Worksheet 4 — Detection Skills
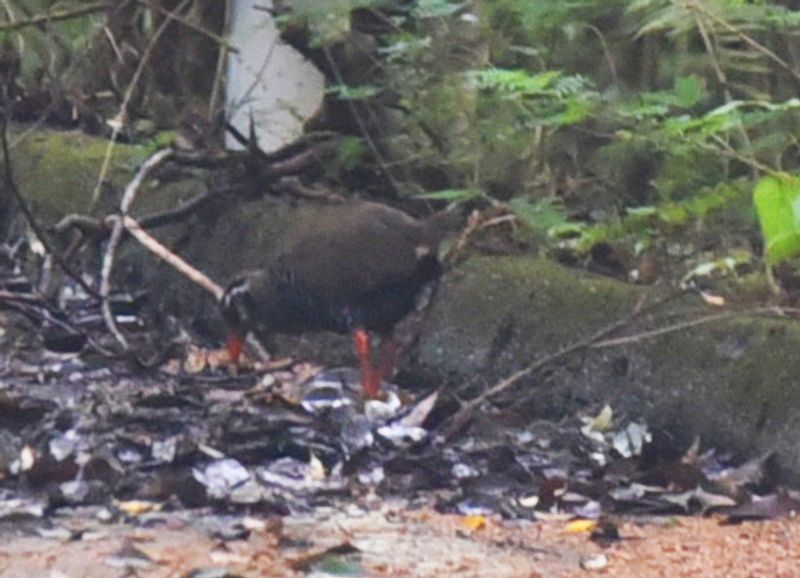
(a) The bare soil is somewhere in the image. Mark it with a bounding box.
[1,508,799,578]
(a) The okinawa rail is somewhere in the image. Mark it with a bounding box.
[219,201,450,398]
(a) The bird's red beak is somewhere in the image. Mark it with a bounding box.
[226,331,244,366]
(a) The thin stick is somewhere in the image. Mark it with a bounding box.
[120,215,223,300]
[591,306,785,348]
[100,148,174,349]
[137,0,237,54]
[90,0,192,208]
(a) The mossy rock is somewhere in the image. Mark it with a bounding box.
[417,255,800,479]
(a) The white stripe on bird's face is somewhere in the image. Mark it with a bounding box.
[221,277,256,330]
[221,278,251,307]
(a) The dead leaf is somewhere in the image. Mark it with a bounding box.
[700,291,726,307]
[724,489,800,521]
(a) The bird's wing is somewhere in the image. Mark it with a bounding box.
[283,211,425,305]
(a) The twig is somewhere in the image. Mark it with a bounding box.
[55,187,222,240]
[119,215,223,300]
[138,190,219,229]
[0,289,41,305]
[52,214,108,239]
[585,24,619,87]
[0,289,116,357]
[273,176,345,201]
[90,0,192,208]
[100,148,174,350]
[706,136,774,175]
[120,218,266,366]
[0,115,101,300]
[443,209,516,267]
[442,290,678,438]
[0,1,109,33]
[136,0,237,54]
[591,306,788,348]
[443,299,800,438]
[207,0,231,122]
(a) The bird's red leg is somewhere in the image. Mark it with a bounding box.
[226,331,244,368]
[353,328,380,398]
[376,335,399,384]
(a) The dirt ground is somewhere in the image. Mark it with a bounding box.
[1,507,799,578]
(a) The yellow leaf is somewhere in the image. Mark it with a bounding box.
[589,404,613,432]
[565,519,598,534]
[462,514,487,531]
[117,500,162,516]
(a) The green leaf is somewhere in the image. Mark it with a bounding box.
[508,198,568,233]
[674,75,704,108]
[753,175,800,265]
[327,84,380,101]
[415,189,482,201]
[414,0,468,18]
[468,69,563,96]
[626,206,658,217]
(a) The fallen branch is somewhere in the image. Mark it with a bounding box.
[119,215,222,300]
[100,148,174,350]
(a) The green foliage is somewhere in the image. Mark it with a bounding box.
[326,136,367,180]
[753,175,800,265]
[0,0,102,88]
[264,0,800,266]
[278,0,383,44]
[327,84,381,100]
[507,197,569,234]
[553,182,750,253]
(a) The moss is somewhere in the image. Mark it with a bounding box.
[10,129,145,220]
[422,255,643,378]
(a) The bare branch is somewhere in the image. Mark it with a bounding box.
[0,1,110,33]
[120,215,223,300]
[100,148,174,350]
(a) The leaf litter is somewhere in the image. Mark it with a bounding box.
[2,242,800,576]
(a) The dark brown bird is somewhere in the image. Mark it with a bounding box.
[219,201,451,398]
